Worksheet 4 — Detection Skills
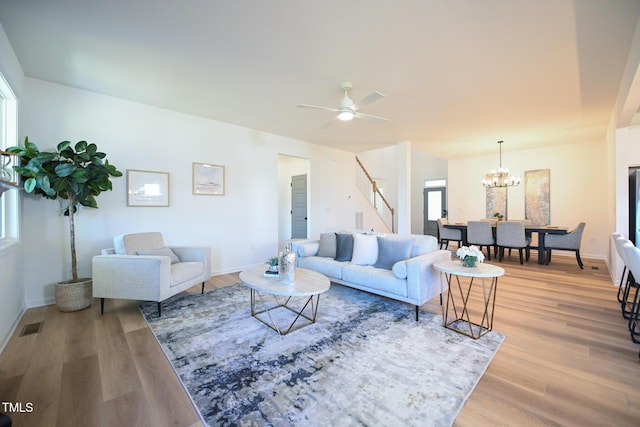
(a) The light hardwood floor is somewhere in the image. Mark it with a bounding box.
[1,255,639,426]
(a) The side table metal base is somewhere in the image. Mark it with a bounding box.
[443,274,498,339]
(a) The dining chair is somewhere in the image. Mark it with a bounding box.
[545,222,586,269]
[621,242,640,352]
[467,221,496,260]
[436,218,462,250]
[496,221,531,264]
[614,234,637,319]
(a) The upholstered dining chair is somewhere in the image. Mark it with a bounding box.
[92,232,211,317]
[467,221,496,260]
[614,233,636,319]
[496,221,531,264]
[621,242,640,350]
[437,218,462,250]
[545,222,586,269]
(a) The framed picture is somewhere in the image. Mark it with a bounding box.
[193,163,225,195]
[127,169,170,207]
[525,169,550,225]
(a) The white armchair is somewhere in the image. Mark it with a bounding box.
[92,232,211,316]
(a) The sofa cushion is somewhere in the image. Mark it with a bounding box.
[409,235,438,257]
[137,247,180,264]
[374,236,413,269]
[392,260,408,279]
[317,233,337,258]
[297,242,319,257]
[351,233,378,265]
[298,256,344,280]
[342,265,408,298]
[170,262,205,287]
[115,232,165,255]
[335,233,354,262]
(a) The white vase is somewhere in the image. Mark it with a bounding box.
[279,244,296,283]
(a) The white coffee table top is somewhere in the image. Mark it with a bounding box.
[434,260,505,278]
[239,264,330,297]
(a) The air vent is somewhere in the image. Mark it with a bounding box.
[591,266,599,270]
[20,322,43,336]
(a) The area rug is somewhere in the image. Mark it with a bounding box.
[139,283,504,427]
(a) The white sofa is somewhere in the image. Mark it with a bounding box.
[92,232,211,316]
[291,232,450,320]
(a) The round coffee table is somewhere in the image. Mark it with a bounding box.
[239,264,330,335]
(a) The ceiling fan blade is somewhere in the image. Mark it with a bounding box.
[355,111,389,123]
[353,91,385,111]
[297,104,339,112]
[320,115,340,128]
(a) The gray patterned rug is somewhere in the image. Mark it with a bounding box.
[139,283,504,427]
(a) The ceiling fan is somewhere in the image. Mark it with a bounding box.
[297,82,388,125]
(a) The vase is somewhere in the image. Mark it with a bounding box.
[279,243,296,283]
[462,256,477,268]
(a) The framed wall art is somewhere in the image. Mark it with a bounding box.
[127,169,170,207]
[486,186,507,220]
[193,163,225,195]
[525,169,550,225]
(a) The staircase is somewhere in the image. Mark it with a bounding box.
[355,156,395,232]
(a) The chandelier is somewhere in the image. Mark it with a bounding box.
[481,140,521,188]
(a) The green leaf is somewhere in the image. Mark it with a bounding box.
[24,177,36,193]
[55,163,76,177]
[57,141,72,152]
[75,140,88,152]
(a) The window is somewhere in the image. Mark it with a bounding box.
[0,71,18,248]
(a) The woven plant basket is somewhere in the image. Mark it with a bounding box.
[55,278,93,312]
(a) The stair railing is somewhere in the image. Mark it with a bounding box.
[355,156,395,232]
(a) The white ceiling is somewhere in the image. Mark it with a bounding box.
[1,0,640,159]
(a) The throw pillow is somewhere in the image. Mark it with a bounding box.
[374,236,413,270]
[335,233,354,262]
[298,242,319,257]
[137,247,180,264]
[392,260,408,279]
[351,233,379,265]
[317,233,337,258]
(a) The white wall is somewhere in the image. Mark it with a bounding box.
[613,125,640,280]
[448,140,608,259]
[19,78,378,307]
[0,22,24,352]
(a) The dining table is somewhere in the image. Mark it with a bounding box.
[443,222,568,265]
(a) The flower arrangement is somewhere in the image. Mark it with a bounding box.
[456,245,485,267]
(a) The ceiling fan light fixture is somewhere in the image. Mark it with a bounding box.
[338,110,354,121]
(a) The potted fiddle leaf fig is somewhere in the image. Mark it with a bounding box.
[8,137,122,311]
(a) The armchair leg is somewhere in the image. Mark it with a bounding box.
[576,250,584,269]
[201,282,205,294]
[546,249,552,265]
[100,298,104,315]
[415,305,419,321]
[519,249,524,264]
[157,302,162,317]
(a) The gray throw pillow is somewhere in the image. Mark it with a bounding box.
[374,237,413,269]
[335,233,354,262]
[317,232,337,258]
[137,247,180,264]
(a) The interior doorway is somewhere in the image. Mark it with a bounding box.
[291,174,307,239]
[423,179,447,237]
[278,154,310,250]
